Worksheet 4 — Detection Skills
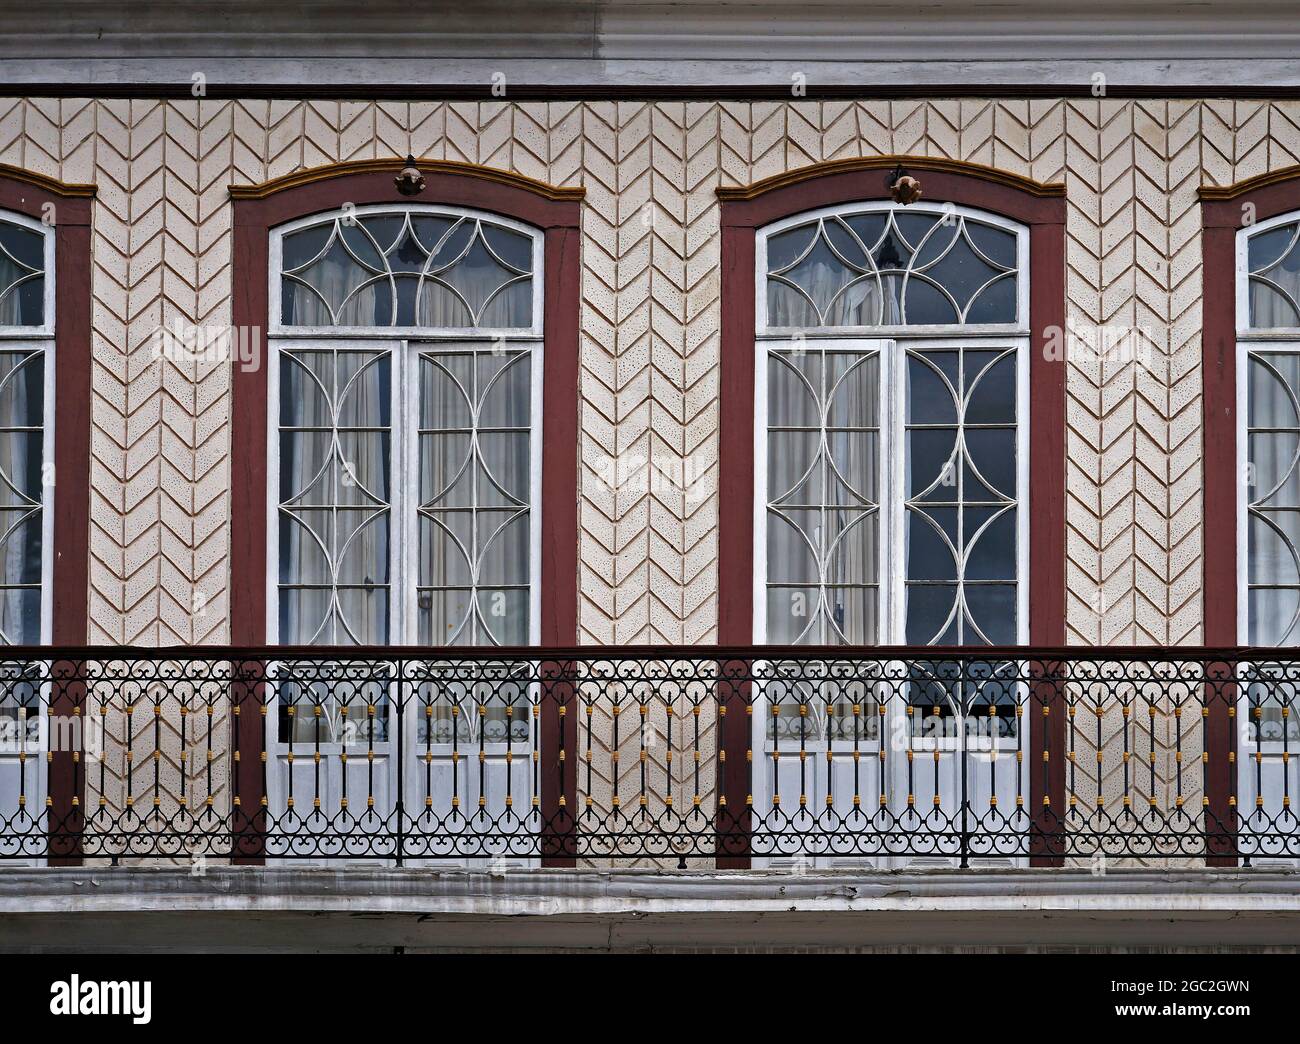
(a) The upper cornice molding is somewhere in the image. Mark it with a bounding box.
[6,1,1300,96]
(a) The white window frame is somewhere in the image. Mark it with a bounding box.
[753,201,1030,647]
[1235,210,1300,645]
[269,204,544,342]
[0,208,53,870]
[1233,212,1300,867]
[0,208,56,646]
[266,203,544,647]
[1235,336,1300,646]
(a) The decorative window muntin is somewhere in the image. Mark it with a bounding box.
[0,210,53,646]
[902,340,1020,646]
[1242,347,1300,644]
[1238,212,1300,645]
[1243,216,1300,331]
[276,342,394,646]
[1235,215,1300,805]
[415,343,535,646]
[762,338,882,645]
[273,204,542,337]
[756,202,1029,652]
[760,202,1026,333]
[269,205,542,650]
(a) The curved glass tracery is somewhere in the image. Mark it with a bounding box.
[904,344,1017,645]
[765,207,1019,329]
[765,345,880,644]
[760,201,1025,654]
[1247,219,1300,329]
[1244,217,1300,643]
[278,346,392,645]
[0,212,49,645]
[1245,350,1300,644]
[0,216,45,328]
[280,208,535,330]
[418,347,531,646]
[274,205,540,649]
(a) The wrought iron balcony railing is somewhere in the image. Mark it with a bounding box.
[0,646,1295,866]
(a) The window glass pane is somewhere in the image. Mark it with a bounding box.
[1250,587,1300,645]
[420,588,474,645]
[280,208,535,331]
[766,587,819,644]
[763,207,1020,331]
[905,345,1019,645]
[1248,350,1300,644]
[278,348,392,645]
[825,585,877,643]
[765,343,880,644]
[0,220,45,328]
[964,508,1017,581]
[1248,221,1300,329]
[1249,354,1300,427]
[0,349,44,643]
[1250,431,1300,507]
[905,584,958,644]
[418,347,532,648]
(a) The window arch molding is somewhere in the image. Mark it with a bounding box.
[230,158,583,649]
[718,156,1067,649]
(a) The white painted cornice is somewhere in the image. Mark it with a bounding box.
[3,1,1300,91]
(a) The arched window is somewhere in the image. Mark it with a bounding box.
[269,203,543,647]
[228,162,581,865]
[1202,172,1300,865]
[715,161,1066,870]
[1239,212,1300,645]
[0,208,53,645]
[756,201,1029,646]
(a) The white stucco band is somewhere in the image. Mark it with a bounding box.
[6,59,1300,92]
[6,1,1300,90]
[1,868,1298,952]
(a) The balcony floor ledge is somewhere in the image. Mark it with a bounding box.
[1,866,1298,952]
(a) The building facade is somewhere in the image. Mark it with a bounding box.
[1,1,1300,951]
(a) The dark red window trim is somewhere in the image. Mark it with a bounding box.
[0,165,97,864]
[0,168,96,645]
[228,158,582,864]
[1199,166,1300,864]
[1199,167,1300,646]
[715,156,1068,866]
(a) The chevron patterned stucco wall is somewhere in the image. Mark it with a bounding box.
[7,96,1294,867]
[0,96,1293,652]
